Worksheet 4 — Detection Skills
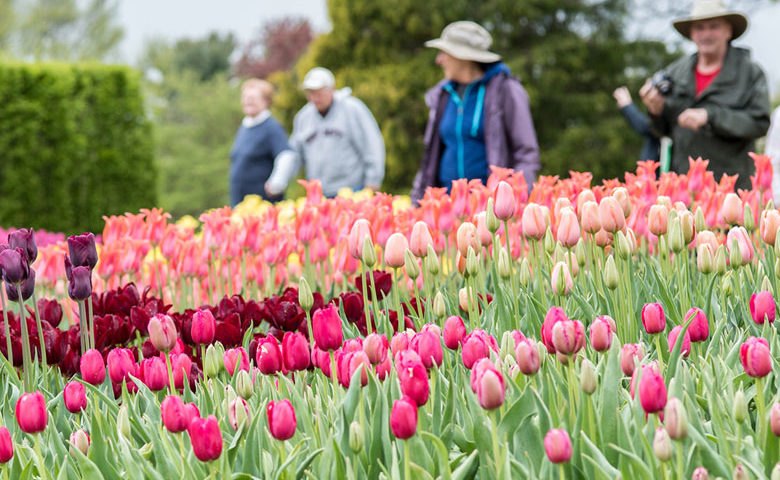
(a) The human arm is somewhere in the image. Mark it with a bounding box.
[265,120,303,196]
[503,80,540,188]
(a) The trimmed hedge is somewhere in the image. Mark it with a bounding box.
[0,63,155,234]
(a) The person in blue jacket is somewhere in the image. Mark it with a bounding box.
[613,86,660,162]
[229,79,295,206]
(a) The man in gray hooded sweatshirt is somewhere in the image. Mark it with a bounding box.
[265,67,385,198]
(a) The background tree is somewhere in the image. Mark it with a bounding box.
[233,18,313,79]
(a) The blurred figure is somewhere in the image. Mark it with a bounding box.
[229,79,294,206]
[266,67,385,198]
[639,0,770,191]
[768,106,780,204]
[613,86,660,162]
[410,21,539,205]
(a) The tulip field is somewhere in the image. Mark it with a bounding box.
[3,156,780,479]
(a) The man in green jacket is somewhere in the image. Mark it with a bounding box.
[640,0,770,191]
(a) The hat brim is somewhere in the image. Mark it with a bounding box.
[424,38,501,63]
[672,12,748,40]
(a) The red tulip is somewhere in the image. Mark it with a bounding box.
[0,427,12,463]
[161,395,190,433]
[223,347,250,376]
[188,415,223,462]
[390,396,418,439]
[140,357,169,391]
[442,316,467,350]
[641,302,666,334]
[282,332,310,371]
[267,399,296,441]
[15,391,47,434]
[590,316,614,351]
[170,353,193,390]
[312,304,343,351]
[638,364,667,415]
[750,291,776,325]
[63,381,87,413]
[461,330,490,369]
[686,307,709,342]
[397,353,430,406]
[107,348,137,385]
[410,331,443,369]
[80,348,106,385]
[544,429,572,463]
[551,319,585,355]
[255,337,283,375]
[667,326,691,357]
[740,336,772,378]
[190,309,216,345]
[541,306,567,353]
[363,333,388,365]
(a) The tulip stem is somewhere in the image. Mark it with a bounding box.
[367,268,384,333]
[654,335,665,371]
[16,284,32,393]
[403,439,410,480]
[558,464,565,480]
[165,352,176,395]
[305,309,314,352]
[676,442,684,480]
[359,262,373,335]
[31,291,47,366]
[330,351,340,403]
[392,268,404,334]
[1,282,13,366]
[78,300,87,356]
[755,377,767,450]
[33,434,50,480]
[87,296,95,350]
[491,411,502,478]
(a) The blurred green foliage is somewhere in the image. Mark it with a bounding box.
[0,63,155,234]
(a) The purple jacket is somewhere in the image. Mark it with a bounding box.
[411,72,540,204]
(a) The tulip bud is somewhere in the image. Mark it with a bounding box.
[740,336,772,378]
[750,290,776,325]
[733,464,748,480]
[663,397,688,439]
[551,261,573,296]
[0,427,12,464]
[384,233,409,268]
[493,181,516,220]
[552,319,585,355]
[668,217,684,254]
[776,259,780,280]
[590,316,614,352]
[657,236,669,261]
[744,204,755,231]
[190,309,216,345]
[734,389,747,423]
[575,239,587,268]
[486,197,501,233]
[773,463,780,480]
[713,246,727,275]
[496,248,511,280]
[544,228,555,254]
[697,244,714,274]
[620,343,644,377]
[404,249,420,280]
[543,429,572,464]
[679,211,695,245]
[235,370,254,399]
[465,247,479,278]
[691,467,709,480]
[518,257,531,287]
[641,302,666,335]
[70,429,90,456]
[693,207,706,232]
[721,271,734,296]
[580,358,597,395]
[770,403,780,436]
[80,348,107,385]
[298,277,313,311]
[390,396,418,439]
[603,256,619,290]
[267,399,297,441]
[312,304,343,351]
[64,381,87,413]
[117,404,131,439]
[638,364,667,415]
[425,245,440,277]
[432,291,446,318]
[653,427,672,462]
[361,236,377,267]
[148,314,178,353]
[349,421,364,453]
[228,397,251,431]
[204,344,222,378]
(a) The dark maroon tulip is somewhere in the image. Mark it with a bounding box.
[188,415,223,462]
[80,348,106,385]
[15,391,47,433]
[5,268,35,301]
[0,248,29,284]
[282,332,310,371]
[390,396,417,439]
[38,298,63,325]
[267,399,296,441]
[354,270,393,300]
[161,395,190,433]
[67,233,98,270]
[337,292,364,324]
[190,309,216,345]
[63,381,87,413]
[255,337,283,375]
[0,426,12,463]
[8,229,37,263]
[68,266,92,301]
[311,304,343,351]
[141,357,169,391]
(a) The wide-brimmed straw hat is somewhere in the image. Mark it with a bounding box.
[672,0,748,40]
[424,21,501,63]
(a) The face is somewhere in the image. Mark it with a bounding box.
[436,51,473,82]
[305,87,334,114]
[241,87,267,117]
[690,18,732,58]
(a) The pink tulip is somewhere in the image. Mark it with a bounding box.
[638,364,667,414]
[343,338,363,353]
[384,233,409,268]
[493,181,516,220]
[410,331,443,369]
[522,203,548,240]
[598,196,625,233]
[750,291,776,325]
[363,333,389,365]
[647,204,669,236]
[190,309,216,345]
[390,396,418,439]
[140,357,169,391]
[692,467,709,480]
[375,355,392,380]
[551,319,585,355]
[667,326,691,357]
[461,330,491,369]
[409,221,433,258]
[421,323,441,338]
[0,427,12,463]
[70,429,90,455]
[551,262,573,295]
[556,208,580,248]
[223,347,250,376]
[620,343,644,376]
[475,212,492,246]
[720,193,742,225]
[255,337,283,374]
[15,391,47,434]
[228,397,251,431]
[170,353,193,390]
[80,348,106,385]
[348,219,372,260]
[727,226,754,265]
[161,395,190,433]
[515,338,541,375]
[580,201,601,234]
[740,336,772,378]
[456,222,479,258]
[107,348,137,385]
[345,351,371,387]
[64,381,87,413]
[544,429,572,463]
[760,209,780,246]
[397,353,430,406]
[590,316,614,351]
[188,415,223,462]
[390,331,411,356]
[312,304,343,351]
[686,307,709,342]
[267,399,296,441]
[541,306,567,353]
[148,313,178,353]
[641,302,666,334]
[282,332,311,371]
[474,360,505,410]
[771,403,780,437]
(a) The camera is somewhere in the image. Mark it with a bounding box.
[650,71,673,95]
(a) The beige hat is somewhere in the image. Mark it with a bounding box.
[425,21,501,63]
[672,0,748,40]
[301,67,335,90]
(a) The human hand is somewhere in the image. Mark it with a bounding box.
[677,108,708,131]
[265,182,282,197]
[613,86,632,108]
[364,184,380,193]
[639,80,664,116]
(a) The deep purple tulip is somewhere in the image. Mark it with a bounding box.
[5,268,35,301]
[8,228,37,263]
[0,248,29,284]
[67,233,98,270]
[68,266,92,301]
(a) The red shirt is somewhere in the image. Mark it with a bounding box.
[695,67,721,96]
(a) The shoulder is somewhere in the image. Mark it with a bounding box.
[666,54,694,77]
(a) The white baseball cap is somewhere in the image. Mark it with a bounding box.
[302,67,335,90]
